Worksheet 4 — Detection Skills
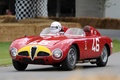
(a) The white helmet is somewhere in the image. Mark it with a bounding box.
[50,21,62,33]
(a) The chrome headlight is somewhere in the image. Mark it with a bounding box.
[10,48,17,58]
[52,48,63,60]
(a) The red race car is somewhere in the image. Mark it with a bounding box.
[9,26,113,71]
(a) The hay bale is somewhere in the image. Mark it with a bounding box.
[0,23,36,42]
[0,20,81,42]
[1,16,120,42]
[2,17,18,23]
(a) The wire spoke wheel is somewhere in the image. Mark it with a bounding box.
[68,48,77,67]
[101,47,108,63]
[96,46,108,67]
[62,45,77,70]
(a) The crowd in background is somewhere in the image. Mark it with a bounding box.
[0,0,15,15]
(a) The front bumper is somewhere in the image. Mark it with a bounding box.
[11,45,63,64]
[14,55,58,64]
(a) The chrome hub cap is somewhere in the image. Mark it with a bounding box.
[68,48,77,66]
[101,47,108,63]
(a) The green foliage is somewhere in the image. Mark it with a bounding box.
[113,40,120,53]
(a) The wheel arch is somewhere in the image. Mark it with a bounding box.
[72,43,80,61]
[104,43,110,57]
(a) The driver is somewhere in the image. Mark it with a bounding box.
[50,21,68,34]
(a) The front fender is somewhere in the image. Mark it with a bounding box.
[53,39,75,60]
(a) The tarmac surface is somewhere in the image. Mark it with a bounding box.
[0,52,120,80]
[98,29,120,40]
[0,29,120,80]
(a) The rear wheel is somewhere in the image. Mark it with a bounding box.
[12,60,28,71]
[61,45,77,70]
[96,46,108,67]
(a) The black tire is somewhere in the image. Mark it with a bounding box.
[12,60,28,71]
[61,45,77,70]
[96,46,108,67]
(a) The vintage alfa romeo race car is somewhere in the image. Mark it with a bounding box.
[9,26,113,71]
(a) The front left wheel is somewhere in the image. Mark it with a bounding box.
[61,45,77,70]
[12,60,28,71]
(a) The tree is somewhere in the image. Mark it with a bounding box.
[97,0,107,17]
[105,0,116,8]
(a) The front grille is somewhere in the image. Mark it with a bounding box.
[18,51,29,56]
[37,51,50,56]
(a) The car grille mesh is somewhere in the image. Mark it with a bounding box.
[37,51,50,56]
[18,51,29,56]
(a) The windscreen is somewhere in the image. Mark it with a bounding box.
[64,28,85,36]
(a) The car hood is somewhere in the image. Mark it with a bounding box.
[10,36,67,49]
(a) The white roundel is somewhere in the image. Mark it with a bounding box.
[50,21,62,33]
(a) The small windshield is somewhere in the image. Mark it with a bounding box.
[40,28,58,36]
[64,28,85,36]
[40,27,85,37]
[40,28,50,36]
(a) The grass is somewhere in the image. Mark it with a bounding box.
[0,42,12,66]
[112,40,120,53]
[0,40,120,66]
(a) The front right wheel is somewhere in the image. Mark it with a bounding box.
[61,45,77,70]
[96,46,108,67]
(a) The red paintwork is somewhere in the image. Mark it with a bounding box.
[9,27,112,65]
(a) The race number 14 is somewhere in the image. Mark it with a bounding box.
[92,38,100,52]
